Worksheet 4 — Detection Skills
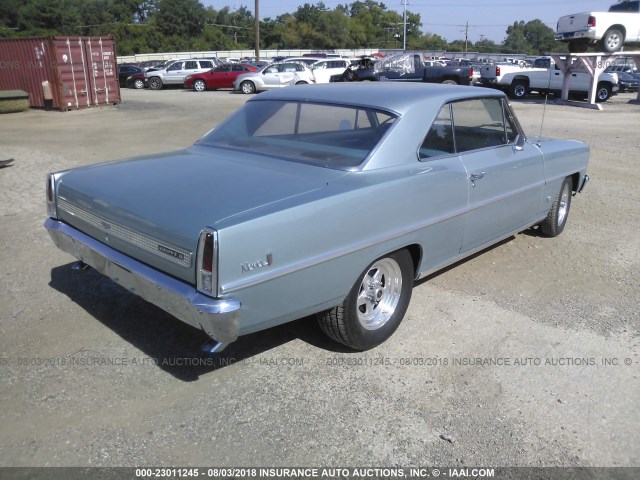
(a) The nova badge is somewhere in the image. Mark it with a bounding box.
[242,253,273,273]
[158,245,186,261]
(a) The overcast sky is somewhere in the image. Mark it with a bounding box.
[201,0,620,44]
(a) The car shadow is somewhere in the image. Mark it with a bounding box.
[49,264,349,382]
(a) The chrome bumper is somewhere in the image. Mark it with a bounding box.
[578,174,589,193]
[44,218,240,350]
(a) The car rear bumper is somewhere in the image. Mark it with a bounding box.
[555,30,597,41]
[44,218,241,349]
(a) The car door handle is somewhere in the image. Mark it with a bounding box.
[470,171,485,187]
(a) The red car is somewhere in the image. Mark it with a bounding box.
[184,64,258,91]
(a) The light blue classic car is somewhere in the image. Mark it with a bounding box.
[45,83,589,352]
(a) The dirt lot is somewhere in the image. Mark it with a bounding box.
[0,86,639,471]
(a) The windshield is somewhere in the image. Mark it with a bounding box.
[198,100,397,169]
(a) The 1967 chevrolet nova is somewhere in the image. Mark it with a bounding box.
[45,83,589,352]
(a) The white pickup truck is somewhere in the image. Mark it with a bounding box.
[480,57,619,101]
[555,0,640,53]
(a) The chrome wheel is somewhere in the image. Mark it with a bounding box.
[194,79,206,92]
[356,258,403,330]
[240,81,255,94]
[557,181,570,226]
[602,29,623,53]
[134,79,144,89]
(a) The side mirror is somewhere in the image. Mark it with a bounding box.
[513,134,526,151]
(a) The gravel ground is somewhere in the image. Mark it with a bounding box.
[0,87,638,472]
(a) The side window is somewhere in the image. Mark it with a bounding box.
[232,64,245,71]
[167,62,182,71]
[265,65,279,74]
[419,104,455,159]
[200,61,213,69]
[451,98,508,152]
[184,61,198,70]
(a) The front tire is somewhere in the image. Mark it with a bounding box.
[317,250,413,350]
[601,28,624,53]
[442,79,458,85]
[539,177,572,237]
[133,78,144,89]
[148,77,163,90]
[595,82,612,102]
[240,80,256,94]
[193,79,206,92]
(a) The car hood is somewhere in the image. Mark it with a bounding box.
[55,146,346,282]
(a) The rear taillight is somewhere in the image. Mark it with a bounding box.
[468,67,473,79]
[197,229,218,296]
[46,173,57,218]
[496,66,501,77]
[588,16,596,27]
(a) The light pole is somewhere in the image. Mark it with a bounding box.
[255,0,260,61]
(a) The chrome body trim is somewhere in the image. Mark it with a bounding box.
[58,198,192,268]
[45,218,240,347]
[578,174,589,193]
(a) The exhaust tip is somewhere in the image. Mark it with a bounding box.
[201,339,225,353]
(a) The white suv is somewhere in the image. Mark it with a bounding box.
[311,59,350,84]
[146,59,216,90]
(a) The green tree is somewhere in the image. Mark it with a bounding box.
[151,0,205,50]
[503,20,530,54]
[522,19,556,54]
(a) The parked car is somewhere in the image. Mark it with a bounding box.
[481,56,619,101]
[139,60,166,71]
[555,0,640,52]
[117,64,143,87]
[126,72,146,89]
[185,64,258,91]
[310,58,350,84]
[233,62,314,94]
[44,83,589,352]
[331,57,377,82]
[375,53,473,85]
[616,71,640,91]
[146,59,216,90]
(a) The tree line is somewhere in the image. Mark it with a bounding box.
[0,0,559,56]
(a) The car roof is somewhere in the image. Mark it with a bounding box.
[250,83,504,115]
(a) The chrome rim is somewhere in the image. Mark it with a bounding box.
[605,33,621,50]
[241,82,254,94]
[514,85,526,97]
[597,87,609,100]
[558,182,570,226]
[149,78,160,89]
[194,80,205,91]
[134,79,144,89]
[356,258,403,331]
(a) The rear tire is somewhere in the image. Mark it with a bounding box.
[601,28,624,53]
[133,79,144,89]
[317,250,413,350]
[508,80,529,99]
[539,177,572,237]
[442,79,457,85]
[295,81,308,85]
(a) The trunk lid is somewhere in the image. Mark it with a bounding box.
[56,147,346,283]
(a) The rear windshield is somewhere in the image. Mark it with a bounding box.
[609,1,639,12]
[198,100,397,169]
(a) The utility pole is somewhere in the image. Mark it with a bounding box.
[255,0,260,60]
[402,0,408,51]
[459,21,470,54]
